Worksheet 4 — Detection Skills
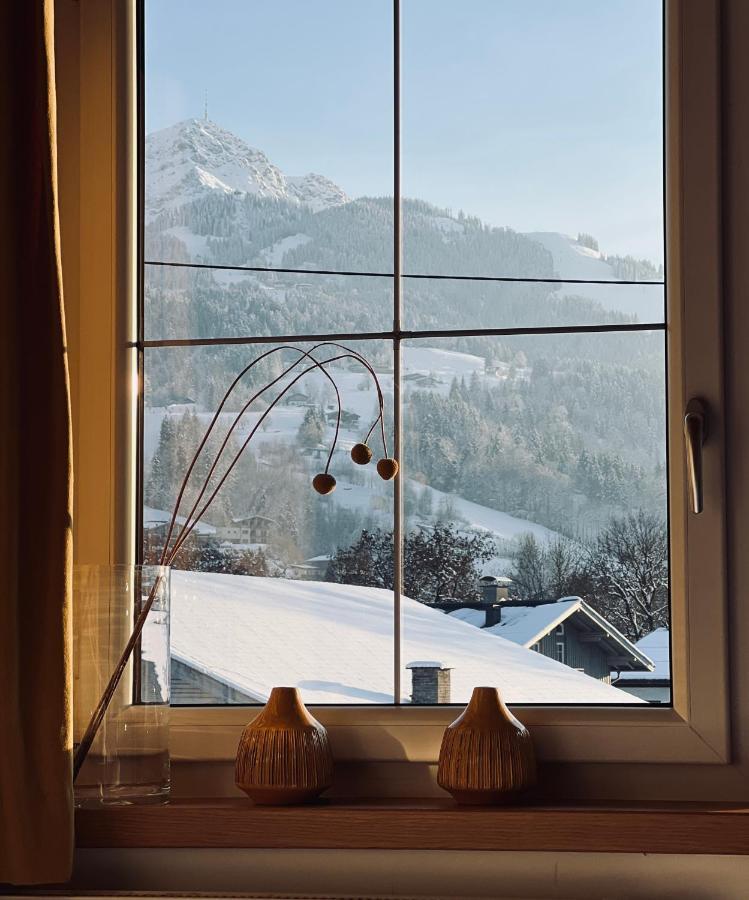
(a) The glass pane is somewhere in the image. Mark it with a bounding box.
[143,341,396,704]
[145,0,393,278]
[398,331,668,705]
[402,276,664,331]
[145,266,393,341]
[402,0,664,283]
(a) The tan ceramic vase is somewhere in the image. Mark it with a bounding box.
[437,686,536,804]
[235,687,334,805]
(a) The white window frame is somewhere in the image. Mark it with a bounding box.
[63,0,730,790]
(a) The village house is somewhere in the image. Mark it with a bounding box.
[325,408,361,427]
[164,394,197,414]
[443,576,653,683]
[403,372,443,388]
[283,390,314,408]
[214,514,276,545]
[612,627,670,703]
[300,443,328,461]
[142,505,216,557]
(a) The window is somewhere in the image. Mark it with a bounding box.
[66,0,729,772]
[140,0,670,709]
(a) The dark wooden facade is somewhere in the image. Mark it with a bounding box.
[531,624,612,682]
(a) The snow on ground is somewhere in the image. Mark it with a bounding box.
[402,346,484,380]
[143,347,557,554]
[323,474,556,552]
[212,268,261,287]
[431,216,466,236]
[163,225,211,258]
[616,627,670,681]
[525,232,663,323]
[410,482,557,546]
[170,571,642,705]
[260,233,312,266]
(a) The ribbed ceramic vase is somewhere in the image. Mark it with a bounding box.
[235,687,334,805]
[437,686,536,804]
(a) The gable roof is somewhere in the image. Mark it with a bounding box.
[615,627,670,682]
[170,571,644,705]
[485,599,582,646]
[449,597,654,672]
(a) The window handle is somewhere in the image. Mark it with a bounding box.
[684,398,708,514]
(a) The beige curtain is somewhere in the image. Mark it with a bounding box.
[0,0,74,886]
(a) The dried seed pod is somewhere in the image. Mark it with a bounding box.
[312,472,337,495]
[350,442,373,465]
[376,458,399,481]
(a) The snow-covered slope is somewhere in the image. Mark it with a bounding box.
[525,232,663,323]
[170,570,641,704]
[145,119,348,221]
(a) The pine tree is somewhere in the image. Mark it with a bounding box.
[296,406,326,446]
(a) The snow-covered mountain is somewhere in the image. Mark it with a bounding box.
[145,118,348,221]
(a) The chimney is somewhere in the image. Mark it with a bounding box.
[407,661,452,704]
[479,576,510,605]
[484,604,503,628]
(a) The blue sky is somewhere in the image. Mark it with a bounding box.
[146,0,663,263]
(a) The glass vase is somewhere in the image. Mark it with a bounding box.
[73,564,170,806]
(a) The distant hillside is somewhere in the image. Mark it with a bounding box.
[142,119,667,556]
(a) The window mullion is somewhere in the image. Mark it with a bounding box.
[393,0,403,705]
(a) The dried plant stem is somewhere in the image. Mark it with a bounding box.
[73,343,389,781]
[170,351,381,560]
[165,347,348,558]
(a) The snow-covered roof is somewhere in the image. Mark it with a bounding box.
[448,607,486,628]
[616,628,670,682]
[143,505,216,536]
[170,571,642,705]
[485,600,582,646]
[230,514,275,525]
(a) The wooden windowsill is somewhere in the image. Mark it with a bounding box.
[75,798,749,855]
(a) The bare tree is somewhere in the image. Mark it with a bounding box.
[586,511,668,641]
[510,534,589,603]
[509,534,548,602]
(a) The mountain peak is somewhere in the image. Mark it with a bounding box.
[145,119,348,220]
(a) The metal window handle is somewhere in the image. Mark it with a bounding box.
[684,398,708,514]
